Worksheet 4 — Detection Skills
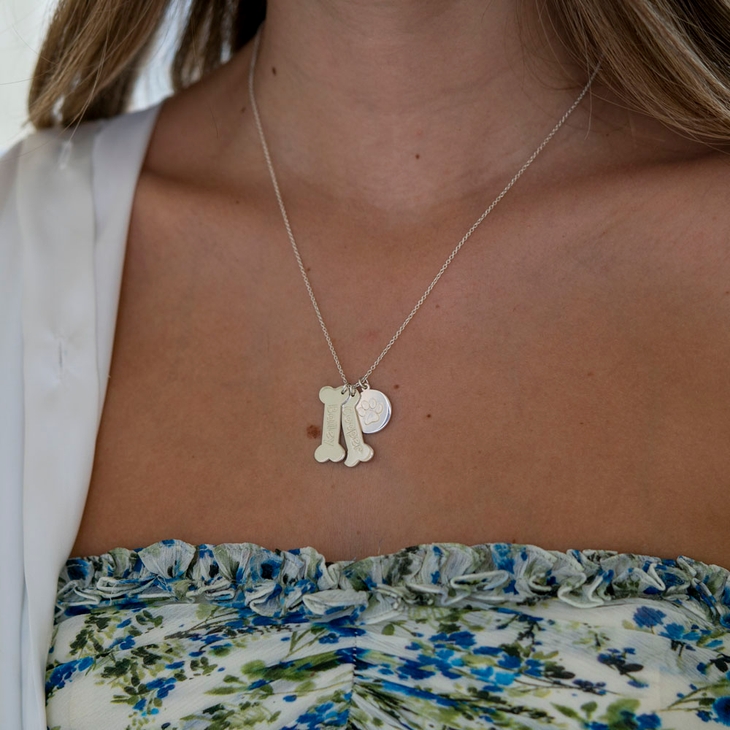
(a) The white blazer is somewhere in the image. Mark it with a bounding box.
[0,102,162,730]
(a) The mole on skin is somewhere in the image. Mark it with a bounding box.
[307,424,321,439]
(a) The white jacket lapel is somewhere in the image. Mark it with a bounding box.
[16,103,162,729]
[18,122,101,724]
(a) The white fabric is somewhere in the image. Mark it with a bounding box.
[0,102,162,730]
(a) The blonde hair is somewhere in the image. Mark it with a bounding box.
[29,0,730,141]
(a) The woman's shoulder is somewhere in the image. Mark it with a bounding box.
[0,100,163,339]
[0,102,162,291]
[0,101,162,226]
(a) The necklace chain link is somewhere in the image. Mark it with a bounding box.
[248,28,599,390]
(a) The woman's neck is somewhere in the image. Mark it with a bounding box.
[246,0,596,212]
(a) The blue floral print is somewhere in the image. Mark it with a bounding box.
[46,540,730,728]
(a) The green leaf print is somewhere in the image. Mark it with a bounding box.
[580,700,598,716]
[602,698,641,729]
[554,704,580,719]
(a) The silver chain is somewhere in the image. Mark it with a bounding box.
[248,28,599,390]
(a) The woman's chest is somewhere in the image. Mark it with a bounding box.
[72,181,730,566]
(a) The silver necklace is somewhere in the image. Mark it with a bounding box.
[248,29,598,467]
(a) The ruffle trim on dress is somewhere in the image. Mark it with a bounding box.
[56,540,730,627]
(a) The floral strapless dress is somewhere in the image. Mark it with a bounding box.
[46,540,730,729]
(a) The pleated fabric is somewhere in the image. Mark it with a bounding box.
[46,540,730,729]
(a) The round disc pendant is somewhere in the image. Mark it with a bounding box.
[355,388,392,434]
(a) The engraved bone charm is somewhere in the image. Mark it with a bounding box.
[341,390,374,467]
[314,386,348,463]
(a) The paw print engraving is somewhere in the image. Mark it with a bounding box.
[358,397,384,425]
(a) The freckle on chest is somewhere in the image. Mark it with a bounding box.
[307,424,322,439]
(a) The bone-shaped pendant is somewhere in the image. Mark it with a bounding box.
[341,390,374,467]
[314,386,348,463]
